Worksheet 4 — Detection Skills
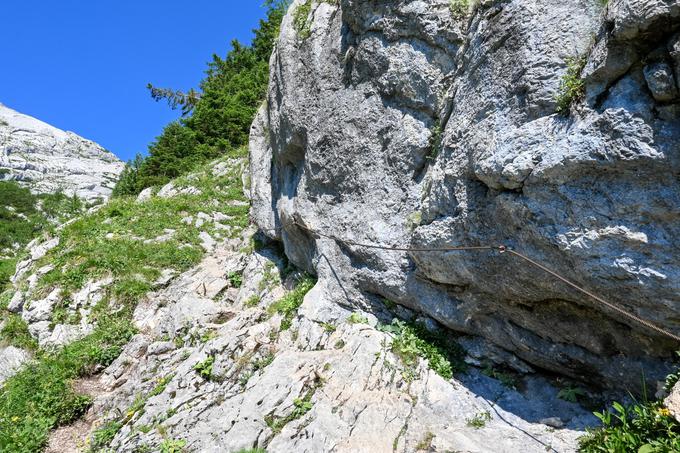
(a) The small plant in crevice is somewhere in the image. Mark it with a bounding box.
[449,0,470,19]
[347,312,369,325]
[159,438,187,453]
[244,294,261,308]
[427,123,443,160]
[481,363,518,390]
[406,211,422,232]
[268,274,316,330]
[555,56,586,115]
[466,410,492,429]
[264,384,317,434]
[227,271,243,288]
[193,355,216,380]
[381,319,466,381]
[293,0,313,40]
[415,431,435,451]
[557,385,586,403]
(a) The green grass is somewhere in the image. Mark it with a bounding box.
[0,156,250,451]
[268,275,316,330]
[0,314,135,451]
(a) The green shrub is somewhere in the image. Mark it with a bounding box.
[555,56,586,115]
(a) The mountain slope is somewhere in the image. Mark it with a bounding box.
[0,103,124,201]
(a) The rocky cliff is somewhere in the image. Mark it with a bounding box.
[0,103,123,201]
[251,0,680,391]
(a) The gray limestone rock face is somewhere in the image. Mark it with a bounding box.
[0,103,123,201]
[250,0,680,391]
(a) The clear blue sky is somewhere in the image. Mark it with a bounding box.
[0,0,268,162]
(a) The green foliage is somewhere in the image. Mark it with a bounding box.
[579,401,680,452]
[466,411,492,429]
[194,355,215,380]
[268,275,316,330]
[293,0,313,40]
[555,56,586,115]
[227,271,243,288]
[114,2,287,196]
[481,364,518,389]
[383,320,466,381]
[244,294,261,307]
[427,123,442,160]
[147,84,201,115]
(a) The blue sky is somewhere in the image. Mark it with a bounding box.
[0,1,268,162]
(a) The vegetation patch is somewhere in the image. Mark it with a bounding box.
[382,320,465,381]
[0,314,134,451]
[449,0,470,19]
[555,56,586,115]
[265,388,316,434]
[466,410,492,429]
[268,275,316,330]
[193,355,216,380]
[0,181,84,291]
[579,401,680,452]
[293,0,313,40]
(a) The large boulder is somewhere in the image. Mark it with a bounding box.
[250,0,680,390]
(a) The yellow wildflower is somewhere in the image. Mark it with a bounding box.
[658,408,672,417]
[11,416,19,422]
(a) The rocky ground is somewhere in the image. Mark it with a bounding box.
[62,231,596,452]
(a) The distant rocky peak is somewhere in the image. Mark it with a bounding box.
[0,103,124,201]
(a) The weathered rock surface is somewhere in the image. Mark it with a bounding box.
[0,346,30,385]
[251,0,680,391]
[0,103,123,201]
[87,236,596,452]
